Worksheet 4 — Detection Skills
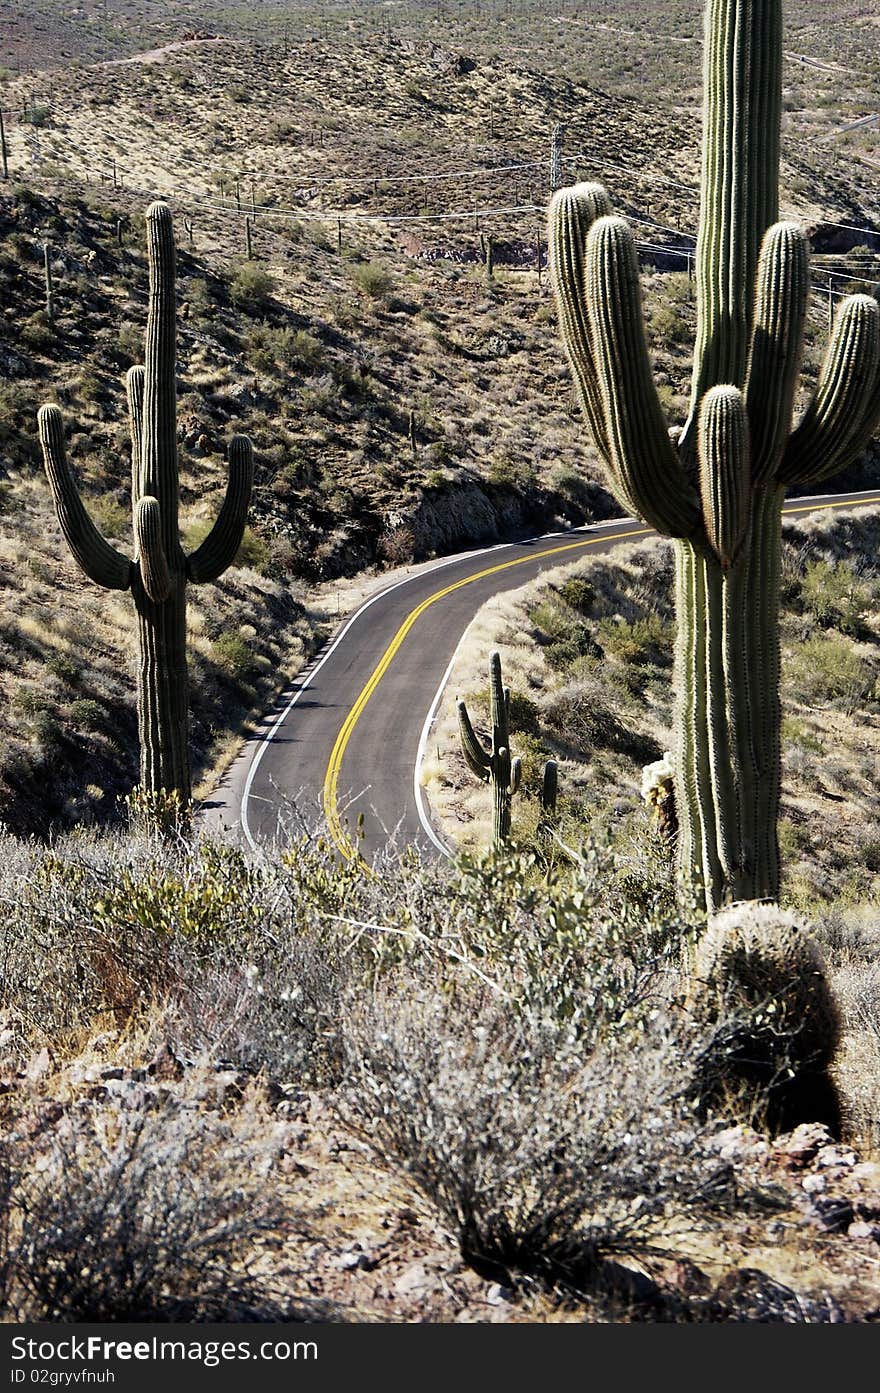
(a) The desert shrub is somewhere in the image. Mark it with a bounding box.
[348,259,392,301]
[597,613,673,666]
[544,682,657,763]
[229,261,275,313]
[690,904,842,1134]
[786,633,870,710]
[559,576,595,614]
[0,833,353,1081]
[20,311,55,351]
[649,300,690,345]
[69,698,106,731]
[23,103,52,127]
[800,558,868,635]
[0,1079,301,1321]
[89,492,130,540]
[340,986,732,1288]
[212,630,258,682]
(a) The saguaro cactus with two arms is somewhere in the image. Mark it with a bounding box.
[458,651,522,846]
[39,201,253,804]
[549,0,880,910]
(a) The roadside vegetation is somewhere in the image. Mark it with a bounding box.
[1,822,877,1322]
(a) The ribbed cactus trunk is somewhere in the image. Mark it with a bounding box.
[549,0,880,911]
[40,202,254,810]
[675,486,783,905]
[134,205,191,799]
[674,0,785,906]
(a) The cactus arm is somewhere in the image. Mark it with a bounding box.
[778,295,880,486]
[135,497,172,603]
[698,386,750,568]
[126,365,145,503]
[186,436,254,583]
[548,182,614,461]
[510,756,522,796]
[682,0,782,454]
[585,216,702,538]
[142,202,181,563]
[744,222,809,484]
[38,404,132,592]
[488,652,507,742]
[458,700,491,781]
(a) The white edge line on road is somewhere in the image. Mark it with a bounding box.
[240,518,637,848]
[241,490,878,850]
[413,647,461,859]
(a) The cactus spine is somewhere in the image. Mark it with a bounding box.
[39,201,253,805]
[458,651,522,847]
[549,0,880,911]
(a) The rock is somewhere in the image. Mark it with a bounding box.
[393,1262,441,1299]
[664,1258,713,1295]
[336,1250,373,1272]
[773,1122,835,1168]
[809,1196,855,1233]
[711,1267,844,1323]
[485,1282,515,1305]
[147,1042,184,1081]
[847,1220,878,1241]
[815,1144,858,1170]
[802,1173,827,1194]
[713,1124,770,1162]
[25,1047,51,1081]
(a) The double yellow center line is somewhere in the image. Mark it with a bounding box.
[322,497,880,859]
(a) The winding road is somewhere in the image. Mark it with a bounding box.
[205,490,880,862]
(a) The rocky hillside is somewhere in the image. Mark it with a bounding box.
[0,19,877,833]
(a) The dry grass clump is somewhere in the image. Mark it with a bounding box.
[0,1075,306,1322]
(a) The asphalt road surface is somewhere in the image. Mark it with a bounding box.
[205,490,880,862]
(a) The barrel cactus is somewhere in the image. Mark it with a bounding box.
[690,903,841,1133]
[39,201,253,808]
[458,651,522,847]
[549,0,880,910]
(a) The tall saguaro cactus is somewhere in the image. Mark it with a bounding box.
[458,651,522,847]
[39,201,253,805]
[549,0,880,910]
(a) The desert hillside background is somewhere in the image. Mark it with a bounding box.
[0,0,879,1326]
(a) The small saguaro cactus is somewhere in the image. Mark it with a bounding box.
[540,758,558,819]
[43,242,54,322]
[549,122,565,192]
[39,201,253,807]
[458,651,522,847]
[549,0,880,911]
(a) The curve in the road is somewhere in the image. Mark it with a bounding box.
[220,491,880,863]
